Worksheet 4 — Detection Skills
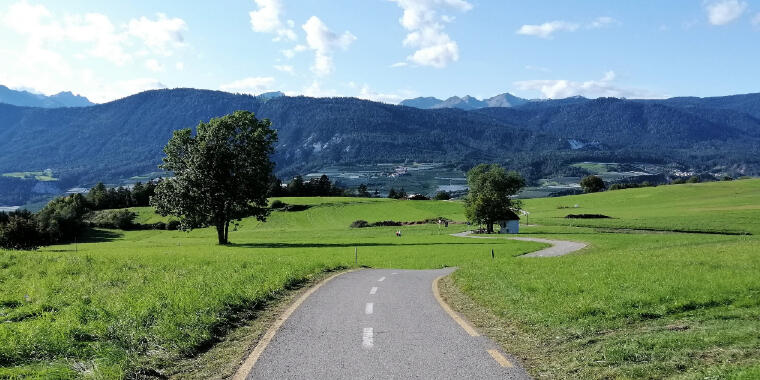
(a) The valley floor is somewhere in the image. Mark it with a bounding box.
[1,180,759,379]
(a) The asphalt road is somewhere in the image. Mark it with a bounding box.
[450,231,587,257]
[244,268,530,379]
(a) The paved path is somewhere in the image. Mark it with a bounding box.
[450,231,587,257]
[242,269,530,379]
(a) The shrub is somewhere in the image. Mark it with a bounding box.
[152,222,167,230]
[687,176,701,183]
[565,214,611,219]
[350,220,370,228]
[433,191,451,200]
[372,220,403,227]
[580,175,606,193]
[87,209,137,230]
[166,220,181,230]
[36,194,89,244]
[0,211,41,250]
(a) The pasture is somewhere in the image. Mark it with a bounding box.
[1,180,759,378]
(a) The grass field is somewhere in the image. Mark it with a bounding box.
[2,170,58,182]
[1,180,759,378]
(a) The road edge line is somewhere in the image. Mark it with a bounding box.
[232,269,355,379]
[432,274,480,337]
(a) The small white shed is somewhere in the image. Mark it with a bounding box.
[497,210,520,234]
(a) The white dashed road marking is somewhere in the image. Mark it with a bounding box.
[370,286,378,295]
[378,277,386,282]
[362,327,374,348]
[365,302,374,314]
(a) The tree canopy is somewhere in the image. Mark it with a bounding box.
[151,111,277,244]
[580,175,606,193]
[464,164,525,233]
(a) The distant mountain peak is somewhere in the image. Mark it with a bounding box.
[0,85,94,108]
[400,92,528,110]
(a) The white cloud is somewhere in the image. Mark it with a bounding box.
[389,0,472,68]
[274,64,294,74]
[0,2,187,102]
[175,61,184,71]
[281,44,307,58]
[390,61,409,68]
[295,80,339,97]
[356,84,408,104]
[588,16,620,29]
[220,76,276,94]
[249,0,297,41]
[514,71,665,99]
[705,0,747,25]
[302,16,356,76]
[144,58,164,72]
[128,13,187,56]
[516,21,579,39]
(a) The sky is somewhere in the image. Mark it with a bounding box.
[0,0,759,103]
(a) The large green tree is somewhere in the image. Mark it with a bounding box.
[151,111,277,244]
[464,164,525,233]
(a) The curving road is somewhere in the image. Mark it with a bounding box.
[238,269,530,379]
[450,231,587,257]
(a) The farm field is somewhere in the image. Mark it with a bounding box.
[1,180,759,378]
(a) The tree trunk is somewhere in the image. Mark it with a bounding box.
[486,222,494,234]
[224,220,230,244]
[216,223,227,245]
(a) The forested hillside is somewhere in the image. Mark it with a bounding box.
[0,89,759,204]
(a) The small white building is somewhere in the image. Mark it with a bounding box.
[497,210,520,234]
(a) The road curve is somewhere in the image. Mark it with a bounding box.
[450,231,587,257]
[242,268,530,379]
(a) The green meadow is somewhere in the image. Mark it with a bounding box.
[1,180,759,379]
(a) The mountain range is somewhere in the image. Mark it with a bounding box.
[400,93,528,110]
[0,85,93,108]
[0,88,759,205]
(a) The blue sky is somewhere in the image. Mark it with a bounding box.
[0,0,758,103]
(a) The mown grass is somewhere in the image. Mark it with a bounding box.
[2,181,759,378]
[448,179,760,378]
[0,198,536,378]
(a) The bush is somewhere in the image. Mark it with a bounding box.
[687,176,701,183]
[87,209,137,230]
[433,191,451,200]
[0,211,41,250]
[350,220,370,228]
[407,194,429,200]
[372,220,403,227]
[565,214,611,219]
[36,194,89,244]
[580,175,606,193]
[152,222,167,230]
[166,220,181,230]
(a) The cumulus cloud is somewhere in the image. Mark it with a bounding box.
[220,76,276,94]
[705,0,747,25]
[517,21,578,39]
[144,58,164,72]
[0,2,187,102]
[389,0,472,68]
[281,44,307,58]
[514,71,664,99]
[128,13,187,55]
[249,0,297,41]
[302,16,356,76]
[356,84,408,104]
